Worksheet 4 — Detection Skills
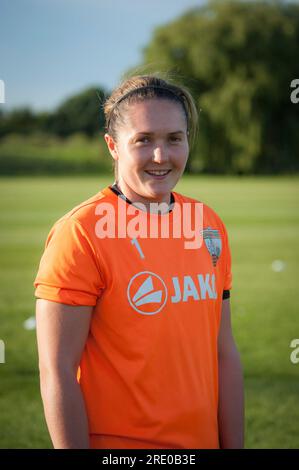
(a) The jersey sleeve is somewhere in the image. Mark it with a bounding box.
[33,217,105,306]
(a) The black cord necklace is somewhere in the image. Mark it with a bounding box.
[110,182,175,213]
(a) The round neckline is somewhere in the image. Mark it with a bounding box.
[107,183,178,217]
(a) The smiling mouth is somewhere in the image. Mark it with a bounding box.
[145,170,172,177]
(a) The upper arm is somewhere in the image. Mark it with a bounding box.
[36,299,93,375]
[218,298,237,358]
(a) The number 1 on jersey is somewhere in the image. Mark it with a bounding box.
[131,238,145,259]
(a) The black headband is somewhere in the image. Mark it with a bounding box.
[107,85,188,130]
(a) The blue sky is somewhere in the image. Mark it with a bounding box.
[0,0,204,111]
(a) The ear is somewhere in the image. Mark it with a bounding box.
[104,133,119,162]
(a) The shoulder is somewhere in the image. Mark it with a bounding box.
[45,186,115,244]
[173,190,229,235]
[52,186,114,227]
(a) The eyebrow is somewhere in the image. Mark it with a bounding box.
[134,130,185,136]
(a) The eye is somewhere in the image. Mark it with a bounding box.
[169,135,182,143]
[135,136,150,144]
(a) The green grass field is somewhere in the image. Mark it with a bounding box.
[0,175,298,448]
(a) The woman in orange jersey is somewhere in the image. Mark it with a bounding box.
[34,75,244,449]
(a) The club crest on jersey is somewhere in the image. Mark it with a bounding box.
[202,227,222,267]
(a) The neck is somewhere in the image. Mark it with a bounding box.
[115,179,172,214]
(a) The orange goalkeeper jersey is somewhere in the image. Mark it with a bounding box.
[34,184,232,449]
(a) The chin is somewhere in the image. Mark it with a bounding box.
[146,183,170,194]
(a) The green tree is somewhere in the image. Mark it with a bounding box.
[142,0,299,174]
[0,107,38,137]
[48,86,107,137]
[0,86,108,139]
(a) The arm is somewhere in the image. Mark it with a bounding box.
[217,298,245,449]
[36,299,93,449]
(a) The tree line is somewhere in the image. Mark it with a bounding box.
[0,87,107,138]
[1,0,298,174]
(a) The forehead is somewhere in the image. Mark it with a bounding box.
[120,98,187,133]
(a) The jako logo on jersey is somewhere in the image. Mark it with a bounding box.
[202,227,222,267]
[127,271,168,315]
[127,271,217,315]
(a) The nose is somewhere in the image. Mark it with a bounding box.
[152,144,169,164]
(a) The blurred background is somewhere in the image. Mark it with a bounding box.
[0,0,299,448]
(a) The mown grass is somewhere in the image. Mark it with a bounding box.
[0,175,298,448]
